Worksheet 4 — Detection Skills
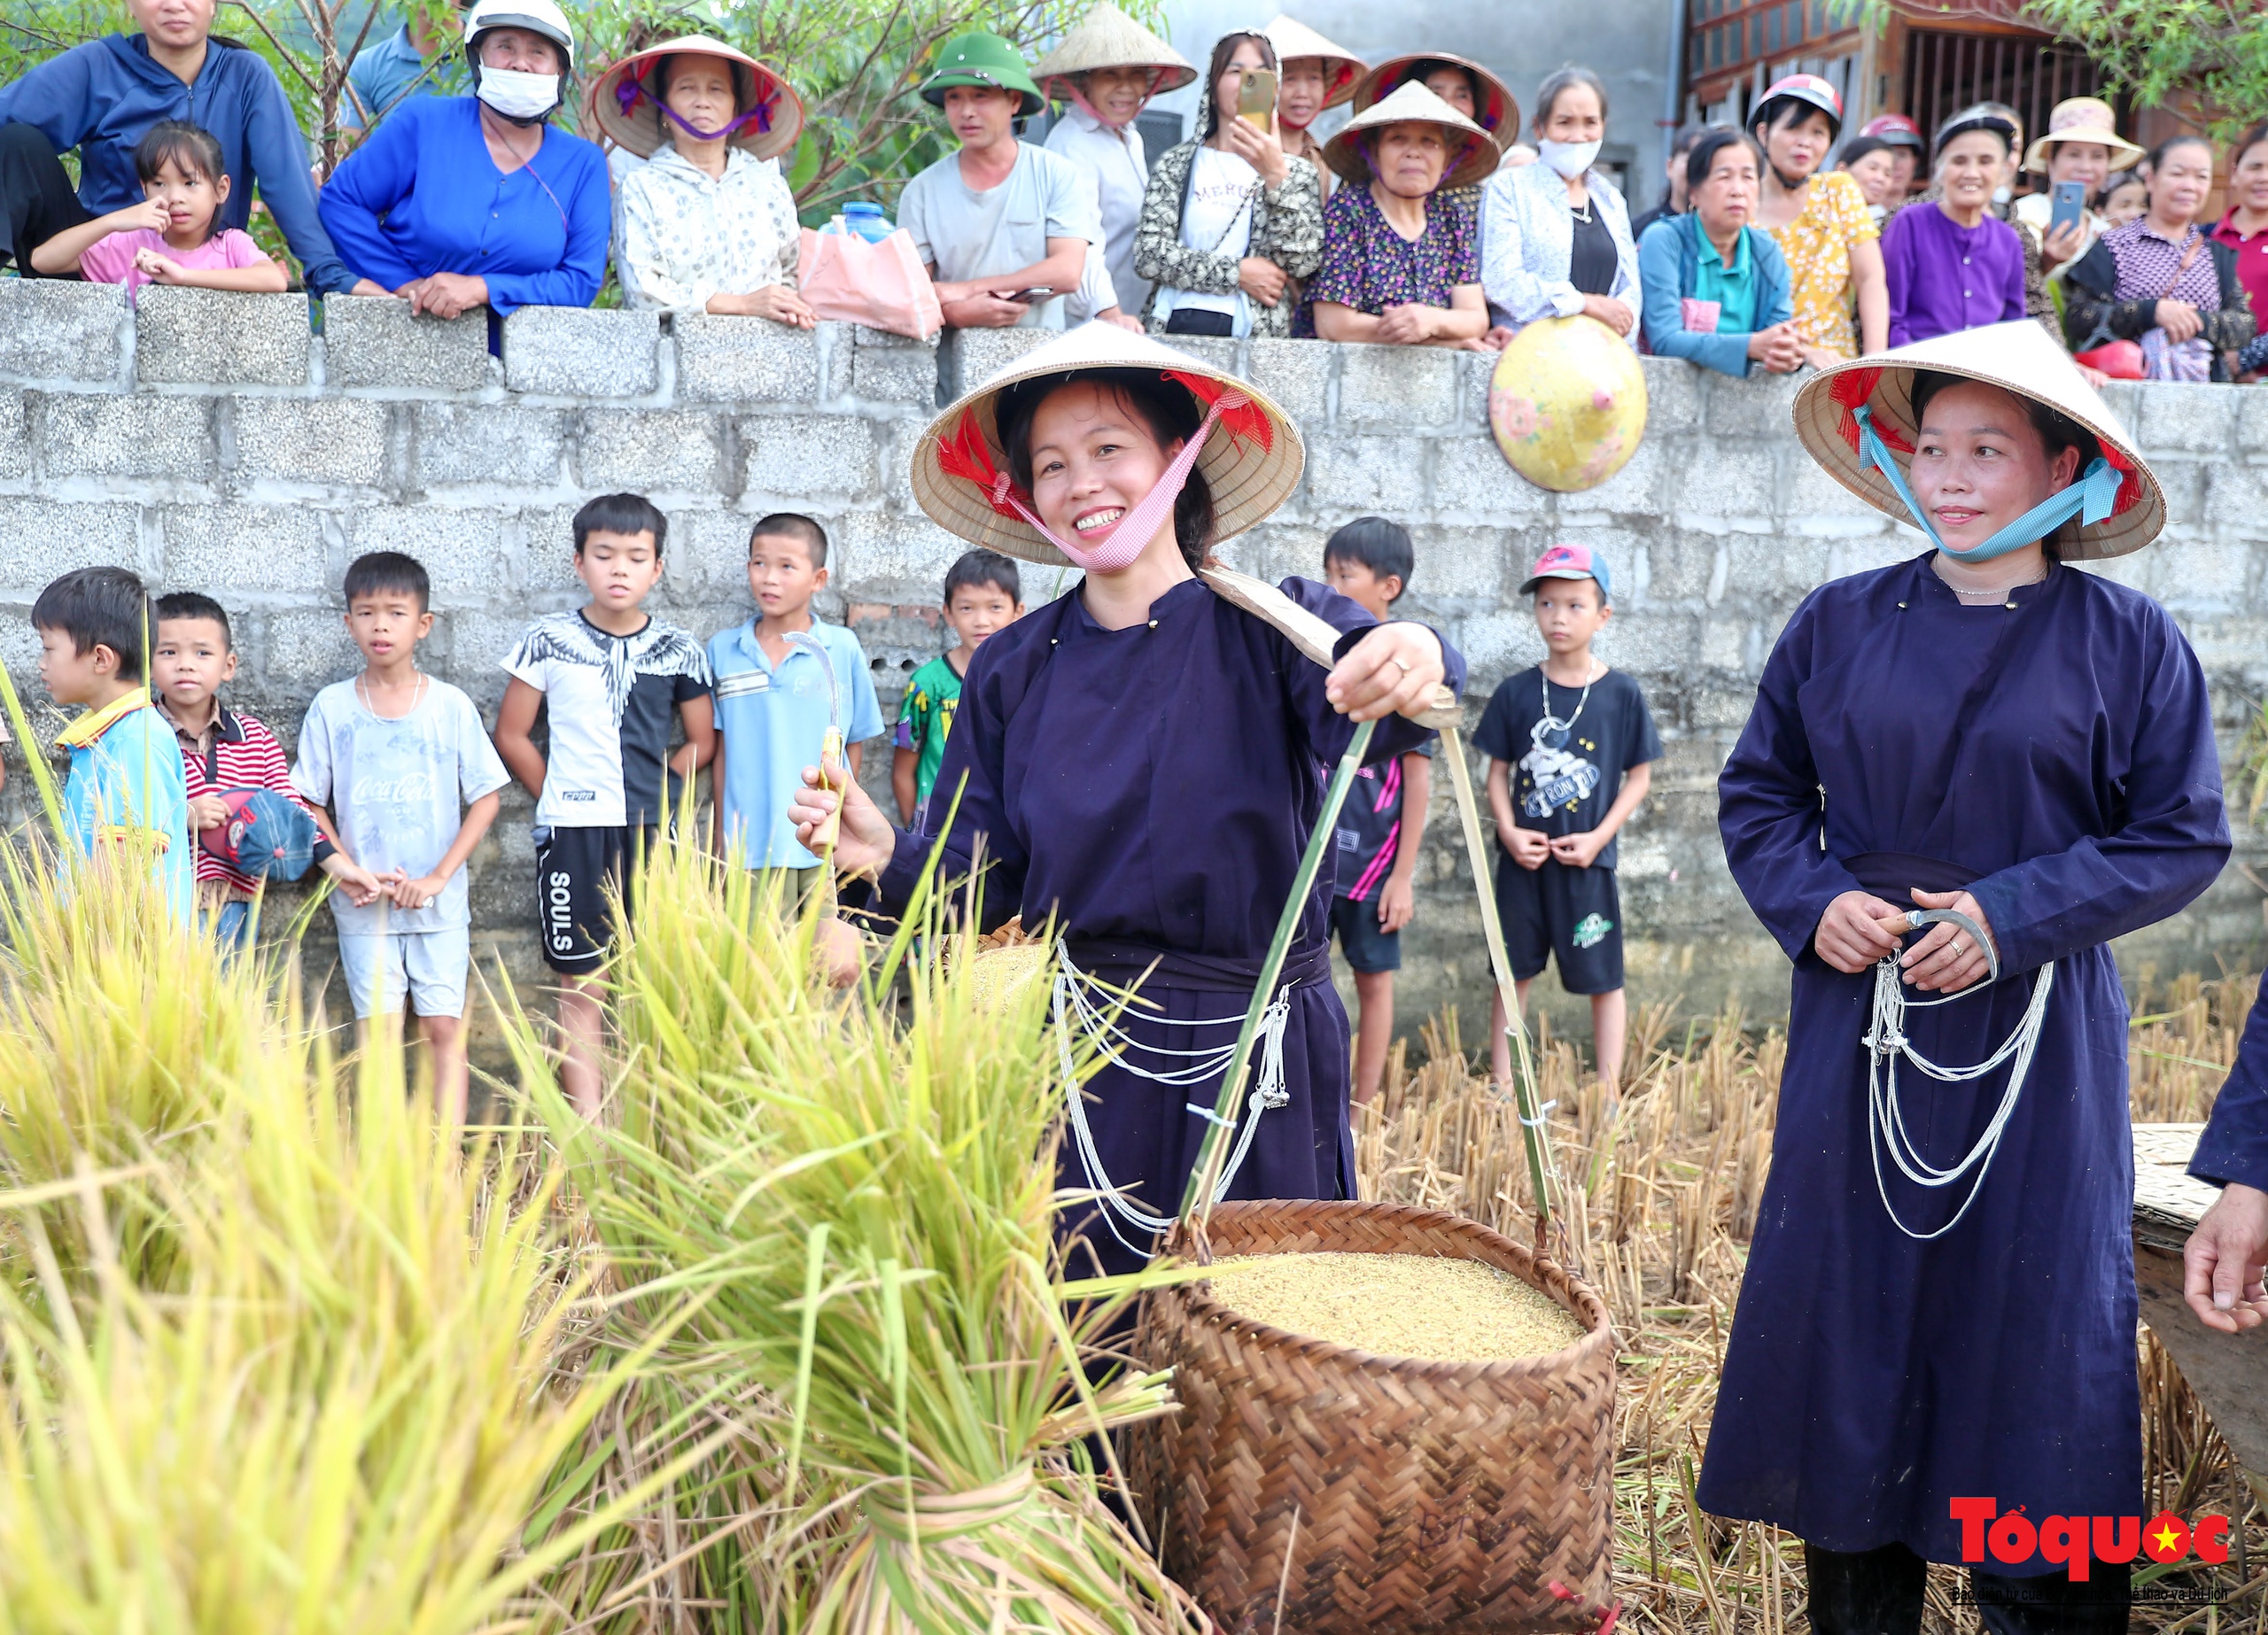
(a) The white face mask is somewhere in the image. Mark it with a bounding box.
[478,66,560,122]
[1539,137,1601,179]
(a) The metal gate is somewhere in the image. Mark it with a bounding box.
[1901,27,2114,150]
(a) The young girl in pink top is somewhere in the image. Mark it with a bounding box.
[30,120,287,298]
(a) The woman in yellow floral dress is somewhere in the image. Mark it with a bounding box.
[1751,74,1887,366]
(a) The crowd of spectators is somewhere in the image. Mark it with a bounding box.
[0,0,2261,384]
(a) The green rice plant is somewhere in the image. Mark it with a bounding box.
[0,972,709,1633]
[509,838,1204,1634]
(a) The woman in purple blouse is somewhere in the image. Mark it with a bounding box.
[1302,81,1495,347]
[1881,108,2027,345]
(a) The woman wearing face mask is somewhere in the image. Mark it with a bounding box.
[322,0,609,320]
[787,323,1464,1278]
[1261,15,1364,202]
[1879,109,2027,346]
[1751,74,1886,368]
[1704,319,2221,1635]
[1306,82,1493,348]
[1478,66,1638,344]
[1133,31,1324,339]
[2064,134,2256,382]
[1036,5,1196,326]
[1636,129,1798,376]
[594,36,812,323]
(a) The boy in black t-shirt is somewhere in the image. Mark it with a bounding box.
[1320,518,1436,1106]
[1472,545,1661,1093]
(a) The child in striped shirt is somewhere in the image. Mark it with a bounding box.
[151,593,383,950]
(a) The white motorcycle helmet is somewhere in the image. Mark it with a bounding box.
[462,0,575,123]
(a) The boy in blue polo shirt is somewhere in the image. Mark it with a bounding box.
[709,514,883,883]
[34,566,194,922]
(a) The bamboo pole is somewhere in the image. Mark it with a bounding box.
[1438,724,1557,1245]
[1179,717,1379,1229]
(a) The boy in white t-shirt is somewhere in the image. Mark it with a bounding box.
[898,32,1113,331]
[295,552,510,1126]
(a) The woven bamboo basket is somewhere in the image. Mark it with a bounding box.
[1129,1199,1615,1633]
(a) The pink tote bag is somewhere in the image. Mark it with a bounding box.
[797,227,944,341]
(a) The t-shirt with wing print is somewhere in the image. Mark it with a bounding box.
[501,609,713,827]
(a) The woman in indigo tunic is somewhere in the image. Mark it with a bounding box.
[788,323,1464,1276]
[1700,319,2227,1633]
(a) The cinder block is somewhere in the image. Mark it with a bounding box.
[501,306,660,398]
[2152,537,2252,609]
[159,503,329,592]
[41,391,213,480]
[831,508,967,602]
[0,279,131,384]
[1698,367,1801,440]
[351,506,518,602]
[1454,609,1546,682]
[1216,521,1326,586]
[1827,535,1922,579]
[742,413,879,500]
[413,401,568,488]
[1783,454,1888,528]
[0,498,142,590]
[1565,435,1666,515]
[1159,334,1239,377]
[677,314,824,402]
[2134,381,2236,458]
[672,509,763,601]
[1637,355,1703,436]
[322,296,488,391]
[229,396,390,488]
[579,410,725,492]
[1407,525,1515,601]
[1601,609,1701,677]
[2235,390,2268,460]
[850,325,941,405]
[1672,442,1777,523]
[0,391,28,481]
[136,287,310,387]
[938,326,1052,399]
[257,608,364,692]
[1645,534,1727,603]
[1431,437,1552,520]
[1449,349,1495,435]
[1337,344,1457,430]
[431,609,539,705]
[1245,337,1332,423]
[1305,432,1428,512]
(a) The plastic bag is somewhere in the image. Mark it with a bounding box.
[796,226,943,341]
[2074,338,2146,380]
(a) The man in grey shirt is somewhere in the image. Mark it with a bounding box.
[899,32,1109,330]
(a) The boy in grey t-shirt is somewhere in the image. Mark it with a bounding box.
[901,32,1107,330]
[294,552,510,1126]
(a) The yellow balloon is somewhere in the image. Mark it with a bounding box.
[1488,314,1650,492]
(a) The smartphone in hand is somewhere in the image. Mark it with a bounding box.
[1238,67,1278,132]
[2049,178,2087,238]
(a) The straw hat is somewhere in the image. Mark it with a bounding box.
[588,35,803,160]
[2023,96,2145,174]
[1792,320,2163,561]
[1354,52,1518,150]
[1261,15,1366,110]
[910,322,1304,568]
[1324,81,1495,192]
[1032,4,1196,100]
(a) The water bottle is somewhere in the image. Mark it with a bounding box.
[842,201,893,244]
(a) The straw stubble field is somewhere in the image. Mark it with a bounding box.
[1355,974,2264,1634]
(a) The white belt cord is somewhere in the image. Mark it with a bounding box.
[1051,949,1294,1257]
[1863,907,2054,1241]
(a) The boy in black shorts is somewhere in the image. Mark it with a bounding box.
[1319,517,1435,1106]
[493,494,716,1117]
[1472,544,1660,1094]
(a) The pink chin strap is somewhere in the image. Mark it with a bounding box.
[994,389,1243,571]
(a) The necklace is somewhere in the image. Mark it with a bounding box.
[1938,558,2048,604]
[1569,198,1594,225]
[1540,660,1599,748]
[358,670,427,719]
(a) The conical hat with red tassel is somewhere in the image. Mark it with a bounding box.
[1792,320,2163,561]
[911,322,1305,567]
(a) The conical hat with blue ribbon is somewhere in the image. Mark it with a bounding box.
[1792,320,2163,561]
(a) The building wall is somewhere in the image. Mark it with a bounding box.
[3,279,2264,1054]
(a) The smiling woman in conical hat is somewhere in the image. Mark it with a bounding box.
[1700,318,2225,1631]
[791,322,1467,1276]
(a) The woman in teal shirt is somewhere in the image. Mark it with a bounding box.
[1638,128,1803,376]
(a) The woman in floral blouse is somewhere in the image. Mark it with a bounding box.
[593,35,812,322]
[1306,81,1493,347]
[1131,29,1323,338]
[1749,74,1885,366]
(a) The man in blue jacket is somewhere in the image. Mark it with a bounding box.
[0,0,352,293]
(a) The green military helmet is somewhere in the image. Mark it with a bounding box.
[920,32,1045,117]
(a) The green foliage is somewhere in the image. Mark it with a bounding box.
[2025,0,2268,143]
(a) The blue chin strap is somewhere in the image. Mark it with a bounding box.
[1853,403,2123,564]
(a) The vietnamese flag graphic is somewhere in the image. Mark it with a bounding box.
[2143,1512,2191,1565]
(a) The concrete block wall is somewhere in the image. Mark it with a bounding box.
[4,279,2264,1050]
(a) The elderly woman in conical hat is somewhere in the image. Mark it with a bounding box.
[789,324,1464,1275]
[1700,322,2226,1632]
[592,35,811,323]
[1261,14,1365,198]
